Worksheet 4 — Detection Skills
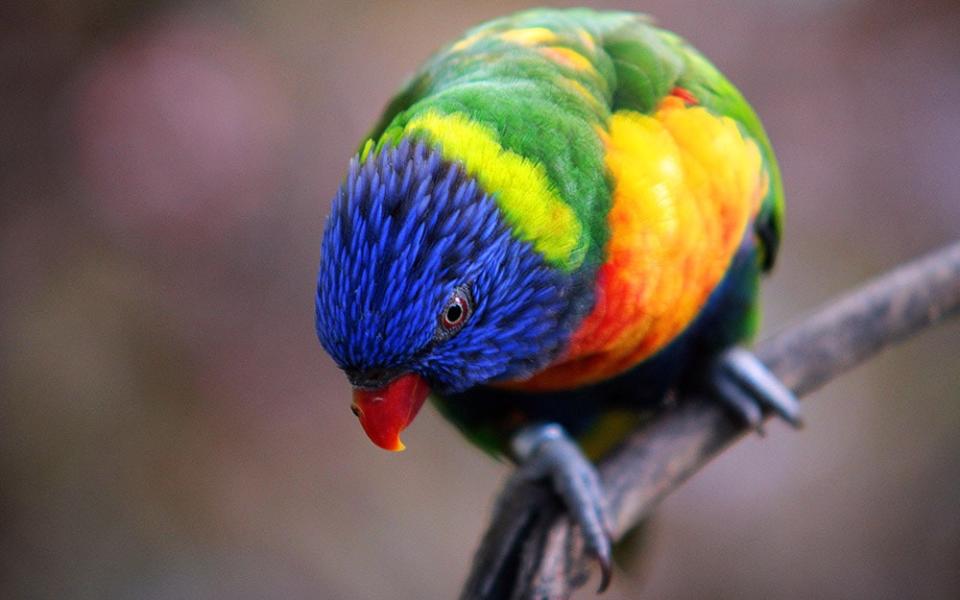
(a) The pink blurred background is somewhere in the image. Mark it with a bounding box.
[2,1,959,598]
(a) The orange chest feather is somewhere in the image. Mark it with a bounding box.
[508,97,768,392]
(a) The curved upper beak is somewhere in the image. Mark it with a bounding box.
[351,373,430,451]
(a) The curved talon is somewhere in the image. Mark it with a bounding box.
[511,423,615,593]
[595,549,612,593]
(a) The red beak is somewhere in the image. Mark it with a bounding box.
[351,373,430,451]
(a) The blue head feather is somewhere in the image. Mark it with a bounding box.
[315,140,593,394]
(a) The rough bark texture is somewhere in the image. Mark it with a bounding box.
[461,241,960,600]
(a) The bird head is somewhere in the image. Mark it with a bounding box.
[315,141,585,451]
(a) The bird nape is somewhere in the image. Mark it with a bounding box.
[314,7,799,591]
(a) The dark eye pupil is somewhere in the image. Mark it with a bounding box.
[446,304,463,323]
[437,286,472,337]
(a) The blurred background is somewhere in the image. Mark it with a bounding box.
[2,0,959,598]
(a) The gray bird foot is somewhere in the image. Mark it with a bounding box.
[510,423,613,593]
[709,347,804,433]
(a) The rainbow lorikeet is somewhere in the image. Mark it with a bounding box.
[315,8,800,587]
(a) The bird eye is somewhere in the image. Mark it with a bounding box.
[439,285,472,335]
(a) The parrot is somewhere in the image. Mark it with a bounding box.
[314,8,800,590]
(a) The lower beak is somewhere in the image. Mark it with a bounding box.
[351,373,430,451]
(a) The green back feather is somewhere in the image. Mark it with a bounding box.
[363,8,784,272]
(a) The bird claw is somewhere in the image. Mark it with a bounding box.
[595,551,613,593]
[511,423,614,593]
[710,347,803,430]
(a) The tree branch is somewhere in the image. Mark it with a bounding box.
[461,241,960,600]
